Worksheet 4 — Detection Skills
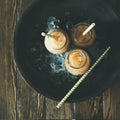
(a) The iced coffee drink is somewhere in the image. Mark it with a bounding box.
[65,49,90,75]
[71,22,96,48]
[44,29,69,54]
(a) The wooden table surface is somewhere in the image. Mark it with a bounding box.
[0,0,120,119]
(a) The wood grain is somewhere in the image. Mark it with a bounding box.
[0,0,17,119]
[46,98,73,119]
[75,96,103,120]
[103,74,120,120]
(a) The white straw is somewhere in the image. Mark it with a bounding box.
[41,32,46,36]
[41,32,54,38]
[82,23,95,36]
[56,46,111,109]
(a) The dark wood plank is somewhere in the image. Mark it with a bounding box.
[16,71,45,120]
[75,96,103,120]
[45,98,73,119]
[0,0,18,119]
[103,74,120,120]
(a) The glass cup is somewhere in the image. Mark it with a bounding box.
[44,29,69,54]
[71,22,96,48]
[65,49,90,75]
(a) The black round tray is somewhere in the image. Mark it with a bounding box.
[14,0,120,102]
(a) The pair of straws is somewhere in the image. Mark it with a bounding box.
[41,23,111,108]
[41,23,96,38]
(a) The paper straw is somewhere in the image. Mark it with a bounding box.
[41,32,54,38]
[56,46,111,109]
[82,23,95,36]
